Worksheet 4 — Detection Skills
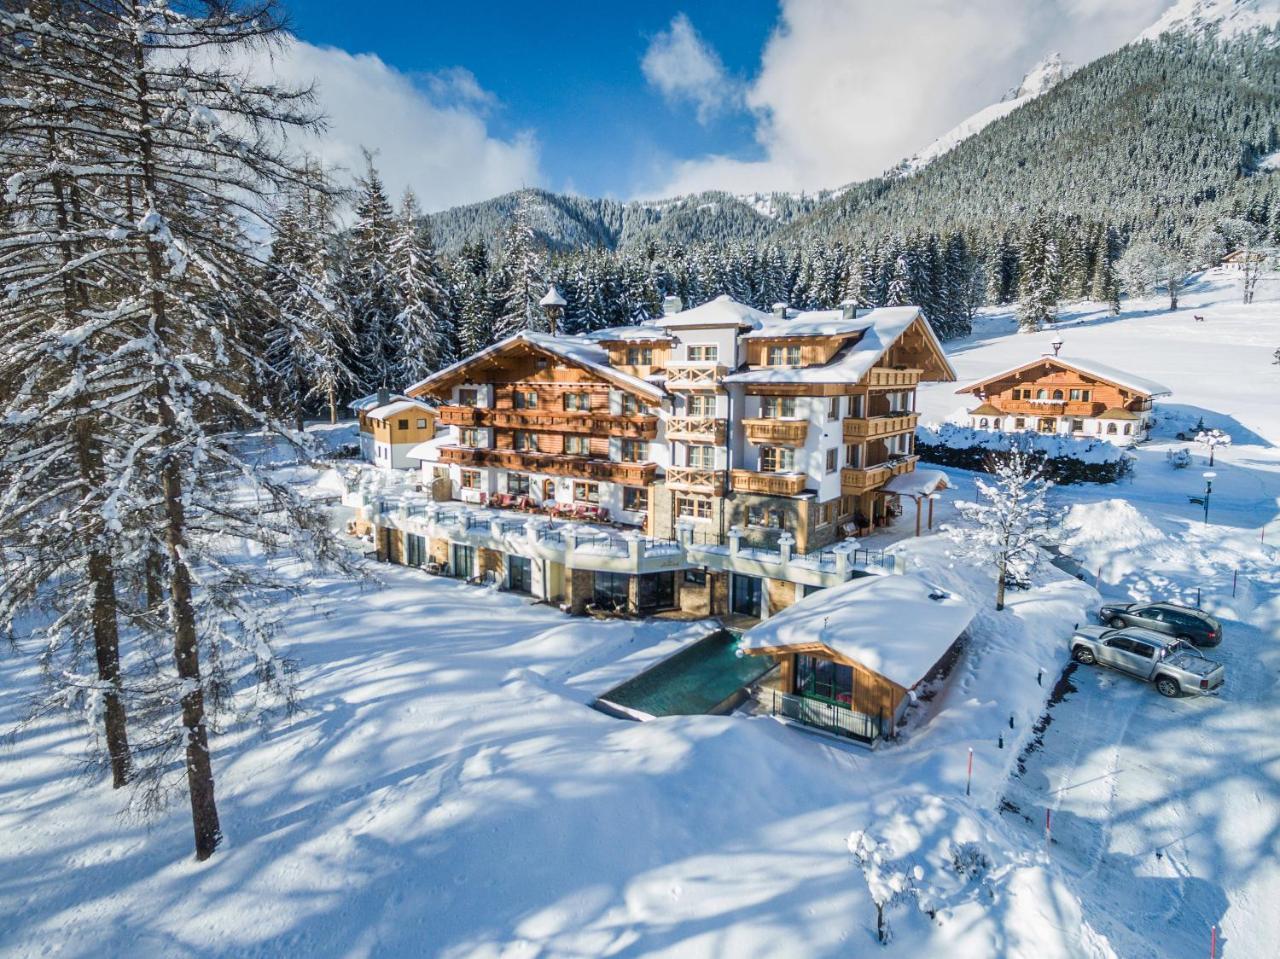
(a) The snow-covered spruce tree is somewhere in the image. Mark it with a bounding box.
[346,151,402,389]
[0,26,134,788]
[947,446,1063,611]
[886,253,912,306]
[495,190,546,338]
[1016,221,1059,332]
[4,0,356,861]
[389,188,452,385]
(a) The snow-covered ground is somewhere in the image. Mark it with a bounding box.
[2,273,1278,957]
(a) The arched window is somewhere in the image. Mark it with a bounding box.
[979,418,989,429]
[1052,389,1064,400]
[1036,388,1048,399]
[1106,422,1117,435]
[1123,423,1132,435]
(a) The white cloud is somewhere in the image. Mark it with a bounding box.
[642,13,738,123]
[645,0,1169,198]
[246,38,541,212]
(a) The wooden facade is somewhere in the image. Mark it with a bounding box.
[754,642,907,722]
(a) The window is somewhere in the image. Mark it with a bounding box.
[1014,417,1026,429]
[405,534,426,567]
[761,396,797,418]
[826,448,839,473]
[760,446,796,472]
[747,505,785,529]
[1071,418,1084,432]
[1052,389,1064,400]
[687,344,718,362]
[619,393,648,415]
[461,428,484,447]
[978,417,989,429]
[1123,423,1132,435]
[513,390,537,409]
[1106,422,1118,435]
[416,418,427,429]
[1069,388,1090,401]
[460,470,481,489]
[458,388,478,407]
[888,433,912,455]
[573,481,599,503]
[676,496,712,520]
[687,394,716,416]
[397,419,409,431]
[1036,389,1048,400]
[845,443,863,468]
[592,571,629,609]
[513,431,538,451]
[684,568,707,586]
[565,435,590,456]
[508,473,531,495]
[767,345,802,367]
[621,439,650,463]
[796,654,854,705]
[623,487,649,512]
[819,501,838,527]
[626,346,654,365]
[687,445,715,469]
[828,397,841,419]
[564,392,591,411]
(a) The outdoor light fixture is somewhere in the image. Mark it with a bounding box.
[1190,471,1216,525]
[1051,335,1064,357]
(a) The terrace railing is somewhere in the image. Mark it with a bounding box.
[759,687,883,744]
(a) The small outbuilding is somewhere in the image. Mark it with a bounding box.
[741,573,975,743]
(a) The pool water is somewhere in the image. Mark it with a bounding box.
[598,630,774,718]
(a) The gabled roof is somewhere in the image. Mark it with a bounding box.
[367,399,434,420]
[349,392,411,412]
[724,308,956,385]
[405,331,665,402]
[1097,407,1140,420]
[969,402,1003,416]
[584,325,675,344]
[740,574,975,687]
[958,355,1171,398]
[653,294,772,330]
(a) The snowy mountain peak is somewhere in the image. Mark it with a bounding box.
[1136,0,1280,43]
[1003,52,1072,102]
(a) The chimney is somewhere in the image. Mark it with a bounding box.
[771,302,789,318]
[377,387,390,407]
[663,295,683,316]
[839,298,860,320]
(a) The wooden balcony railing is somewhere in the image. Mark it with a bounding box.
[665,466,725,494]
[436,405,657,438]
[841,456,918,494]
[996,400,1106,417]
[843,412,919,440]
[666,416,727,442]
[438,446,658,485]
[665,362,726,389]
[862,367,921,388]
[730,469,807,496]
[742,418,809,445]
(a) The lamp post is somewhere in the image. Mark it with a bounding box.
[1051,335,1064,357]
[1200,471,1215,525]
[539,284,566,336]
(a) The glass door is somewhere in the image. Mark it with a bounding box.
[507,555,532,594]
[451,544,475,580]
[731,574,762,617]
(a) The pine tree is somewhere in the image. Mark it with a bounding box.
[347,152,402,388]
[886,253,912,306]
[1016,221,1060,331]
[389,189,452,386]
[495,191,546,338]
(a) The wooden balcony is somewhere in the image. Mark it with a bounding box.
[997,400,1105,417]
[438,446,658,485]
[666,416,727,442]
[862,367,921,389]
[730,469,807,496]
[665,466,726,495]
[665,362,726,390]
[436,405,657,438]
[843,412,919,440]
[743,418,809,445]
[841,456,918,494]
[438,404,483,426]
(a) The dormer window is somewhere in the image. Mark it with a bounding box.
[627,346,653,365]
[687,344,718,362]
[767,345,801,367]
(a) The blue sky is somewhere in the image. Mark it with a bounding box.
[270,0,1173,211]
[286,1,776,199]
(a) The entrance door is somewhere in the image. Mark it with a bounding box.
[637,571,676,613]
[541,478,556,504]
[507,555,532,594]
[451,544,475,580]
[731,574,763,618]
[1038,417,1056,433]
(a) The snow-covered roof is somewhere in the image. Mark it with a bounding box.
[742,308,876,339]
[405,331,665,402]
[654,294,772,330]
[958,356,1172,398]
[539,285,566,307]
[741,574,975,686]
[349,392,411,412]
[584,325,675,343]
[367,399,433,420]
[882,468,949,497]
[406,432,456,462]
[725,306,955,385]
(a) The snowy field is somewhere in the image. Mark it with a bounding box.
[2,273,1278,957]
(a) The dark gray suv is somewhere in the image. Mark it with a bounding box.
[1096,601,1222,648]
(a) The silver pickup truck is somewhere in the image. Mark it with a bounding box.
[1069,626,1225,697]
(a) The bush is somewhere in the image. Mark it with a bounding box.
[916,423,1133,485]
[1166,447,1191,469]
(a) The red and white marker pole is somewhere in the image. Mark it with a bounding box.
[966,747,974,797]
[1045,808,1052,851]
[1210,923,1217,958]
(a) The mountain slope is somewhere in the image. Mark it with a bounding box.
[1137,0,1280,41]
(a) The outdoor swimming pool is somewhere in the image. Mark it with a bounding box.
[597,629,775,718]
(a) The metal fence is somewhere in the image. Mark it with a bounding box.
[759,687,883,744]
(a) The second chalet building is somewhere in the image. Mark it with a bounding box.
[365,294,954,621]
